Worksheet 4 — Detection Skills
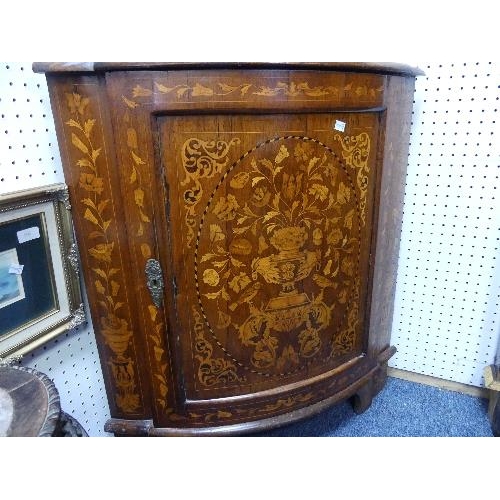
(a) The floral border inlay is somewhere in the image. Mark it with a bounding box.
[123,81,383,103]
[120,99,170,411]
[65,92,140,413]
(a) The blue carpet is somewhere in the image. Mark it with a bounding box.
[254,377,493,436]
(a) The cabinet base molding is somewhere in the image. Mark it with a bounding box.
[105,353,393,436]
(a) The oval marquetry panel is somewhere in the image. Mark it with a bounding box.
[195,136,361,377]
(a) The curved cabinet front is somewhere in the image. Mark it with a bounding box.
[39,64,418,435]
[154,113,380,429]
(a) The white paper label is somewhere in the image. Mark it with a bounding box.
[334,120,346,132]
[17,226,40,244]
[8,264,24,275]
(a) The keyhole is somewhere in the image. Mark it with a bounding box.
[152,279,158,288]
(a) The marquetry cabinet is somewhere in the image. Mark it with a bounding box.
[35,62,422,435]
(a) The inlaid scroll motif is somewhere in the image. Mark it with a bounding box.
[334,133,371,226]
[257,392,315,413]
[252,82,340,97]
[181,138,240,247]
[196,137,362,376]
[332,277,360,356]
[65,92,140,413]
[233,391,315,419]
[165,405,234,424]
[192,305,245,387]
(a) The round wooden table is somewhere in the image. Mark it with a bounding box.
[0,364,87,436]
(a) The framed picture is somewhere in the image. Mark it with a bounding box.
[0,183,85,357]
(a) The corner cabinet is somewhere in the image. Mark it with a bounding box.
[35,62,422,436]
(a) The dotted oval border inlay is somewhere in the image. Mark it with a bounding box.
[194,135,362,378]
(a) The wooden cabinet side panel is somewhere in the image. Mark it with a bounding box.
[45,75,152,419]
[367,75,416,358]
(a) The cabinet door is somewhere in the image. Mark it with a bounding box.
[156,112,382,420]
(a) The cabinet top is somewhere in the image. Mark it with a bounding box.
[33,61,424,77]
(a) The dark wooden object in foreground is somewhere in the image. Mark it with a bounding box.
[36,62,422,436]
[0,364,60,436]
[484,364,500,436]
[0,363,87,436]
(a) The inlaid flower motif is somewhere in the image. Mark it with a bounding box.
[196,136,366,372]
[228,272,252,293]
[251,186,271,207]
[209,224,225,243]
[341,258,355,277]
[275,145,290,164]
[212,194,240,220]
[282,173,303,202]
[79,173,104,194]
[276,345,299,372]
[203,268,220,287]
[327,228,343,245]
[110,361,135,390]
[336,182,351,204]
[66,92,89,115]
[89,243,115,263]
[229,238,252,255]
[298,328,321,357]
[293,142,314,164]
[313,228,323,246]
[115,393,140,413]
[230,172,250,189]
[337,287,349,304]
[308,183,329,201]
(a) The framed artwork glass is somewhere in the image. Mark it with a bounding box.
[0,183,85,357]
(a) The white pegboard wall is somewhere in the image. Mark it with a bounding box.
[0,62,111,435]
[390,62,500,387]
[0,62,63,192]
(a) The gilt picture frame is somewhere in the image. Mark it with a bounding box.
[0,183,84,357]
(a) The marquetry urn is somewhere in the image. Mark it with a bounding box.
[35,62,422,435]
